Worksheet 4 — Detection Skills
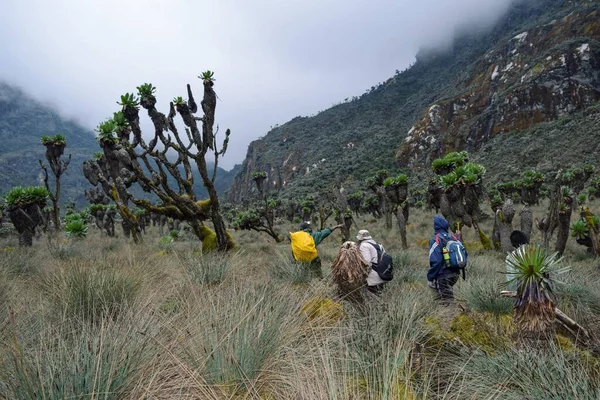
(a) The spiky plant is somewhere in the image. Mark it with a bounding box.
[506,244,569,332]
[117,93,139,109]
[93,152,104,160]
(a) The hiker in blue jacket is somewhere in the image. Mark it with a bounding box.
[427,216,461,301]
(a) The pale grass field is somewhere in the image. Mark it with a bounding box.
[0,200,600,399]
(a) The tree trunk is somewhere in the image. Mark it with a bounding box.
[555,210,571,257]
[19,230,33,247]
[497,200,515,253]
[396,212,408,249]
[520,206,533,241]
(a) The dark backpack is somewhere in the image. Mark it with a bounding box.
[368,242,393,281]
[435,234,468,279]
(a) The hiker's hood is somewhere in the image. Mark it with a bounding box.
[433,216,449,232]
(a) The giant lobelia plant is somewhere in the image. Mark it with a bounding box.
[506,244,569,333]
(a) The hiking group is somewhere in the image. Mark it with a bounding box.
[290,216,527,301]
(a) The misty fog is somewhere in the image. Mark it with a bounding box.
[0,0,515,168]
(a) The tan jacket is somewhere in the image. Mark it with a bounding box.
[359,239,385,286]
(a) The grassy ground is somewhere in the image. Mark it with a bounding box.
[1,201,600,399]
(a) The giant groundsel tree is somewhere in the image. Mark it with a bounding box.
[88,73,234,251]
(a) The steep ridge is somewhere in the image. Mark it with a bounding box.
[227,0,600,202]
[397,5,600,168]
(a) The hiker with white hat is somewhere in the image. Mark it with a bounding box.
[357,229,393,294]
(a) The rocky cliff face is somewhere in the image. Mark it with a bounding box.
[228,1,600,203]
[396,8,600,168]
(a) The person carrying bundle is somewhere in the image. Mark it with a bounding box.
[357,229,393,295]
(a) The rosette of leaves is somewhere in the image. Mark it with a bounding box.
[233,209,262,230]
[588,177,600,198]
[363,195,380,216]
[159,235,175,253]
[4,186,49,209]
[40,133,67,156]
[560,167,591,194]
[172,96,187,106]
[347,191,363,214]
[65,218,88,238]
[521,170,543,188]
[93,152,104,160]
[364,176,378,190]
[95,119,118,145]
[506,244,569,332]
[561,186,574,207]
[267,198,280,210]
[300,198,315,220]
[112,111,130,139]
[40,134,66,146]
[117,92,139,109]
[570,220,589,240]
[88,204,108,214]
[496,181,520,196]
[431,151,468,175]
[490,191,504,212]
[199,70,216,83]
[252,171,268,193]
[4,186,49,246]
[136,83,156,107]
[384,174,408,204]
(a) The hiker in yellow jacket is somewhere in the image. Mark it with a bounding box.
[290,221,343,278]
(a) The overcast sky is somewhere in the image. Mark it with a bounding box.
[0,0,514,169]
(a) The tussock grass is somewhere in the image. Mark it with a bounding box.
[1,201,600,398]
[41,262,142,324]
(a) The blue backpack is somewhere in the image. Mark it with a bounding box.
[436,234,468,279]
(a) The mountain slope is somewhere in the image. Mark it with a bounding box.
[0,82,99,205]
[0,82,236,207]
[227,0,600,202]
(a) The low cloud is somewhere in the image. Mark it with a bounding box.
[0,0,514,168]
